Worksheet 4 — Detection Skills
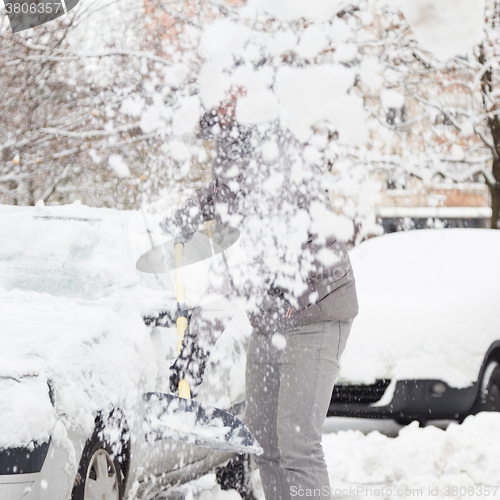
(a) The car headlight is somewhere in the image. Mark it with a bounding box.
[0,440,50,475]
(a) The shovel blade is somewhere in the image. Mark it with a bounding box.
[144,393,262,455]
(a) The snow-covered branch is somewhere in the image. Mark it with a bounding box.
[5,49,171,67]
[474,56,500,86]
[40,165,72,202]
[41,124,137,138]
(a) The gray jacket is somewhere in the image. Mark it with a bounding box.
[191,125,358,335]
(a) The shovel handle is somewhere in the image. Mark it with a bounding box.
[175,241,191,399]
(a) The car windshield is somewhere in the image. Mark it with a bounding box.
[0,215,114,300]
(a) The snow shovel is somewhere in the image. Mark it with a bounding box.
[143,233,262,455]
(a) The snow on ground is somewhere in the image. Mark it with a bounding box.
[158,412,500,500]
[322,413,500,496]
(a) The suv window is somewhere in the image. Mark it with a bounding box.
[0,216,113,300]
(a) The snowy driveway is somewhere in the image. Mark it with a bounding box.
[155,413,500,500]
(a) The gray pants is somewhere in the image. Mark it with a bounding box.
[245,320,352,500]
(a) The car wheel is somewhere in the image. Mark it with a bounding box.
[477,360,500,412]
[71,431,124,500]
[216,454,258,500]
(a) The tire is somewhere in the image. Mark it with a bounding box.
[71,429,125,500]
[216,454,258,500]
[475,360,500,412]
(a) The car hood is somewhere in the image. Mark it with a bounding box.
[0,371,55,450]
[0,202,175,450]
[0,292,166,449]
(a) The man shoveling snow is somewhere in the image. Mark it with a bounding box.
[162,100,358,500]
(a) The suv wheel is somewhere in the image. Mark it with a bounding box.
[477,360,500,412]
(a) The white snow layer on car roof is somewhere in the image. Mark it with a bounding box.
[340,229,500,388]
[0,203,175,449]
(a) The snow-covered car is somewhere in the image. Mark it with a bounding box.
[0,203,250,500]
[328,229,500,424]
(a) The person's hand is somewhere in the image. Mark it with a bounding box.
[161,197,204,242]
[169,331,210,399]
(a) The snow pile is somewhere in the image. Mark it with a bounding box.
[167,473,253,499]
[341,229,500,387]
[324,413,500,495]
